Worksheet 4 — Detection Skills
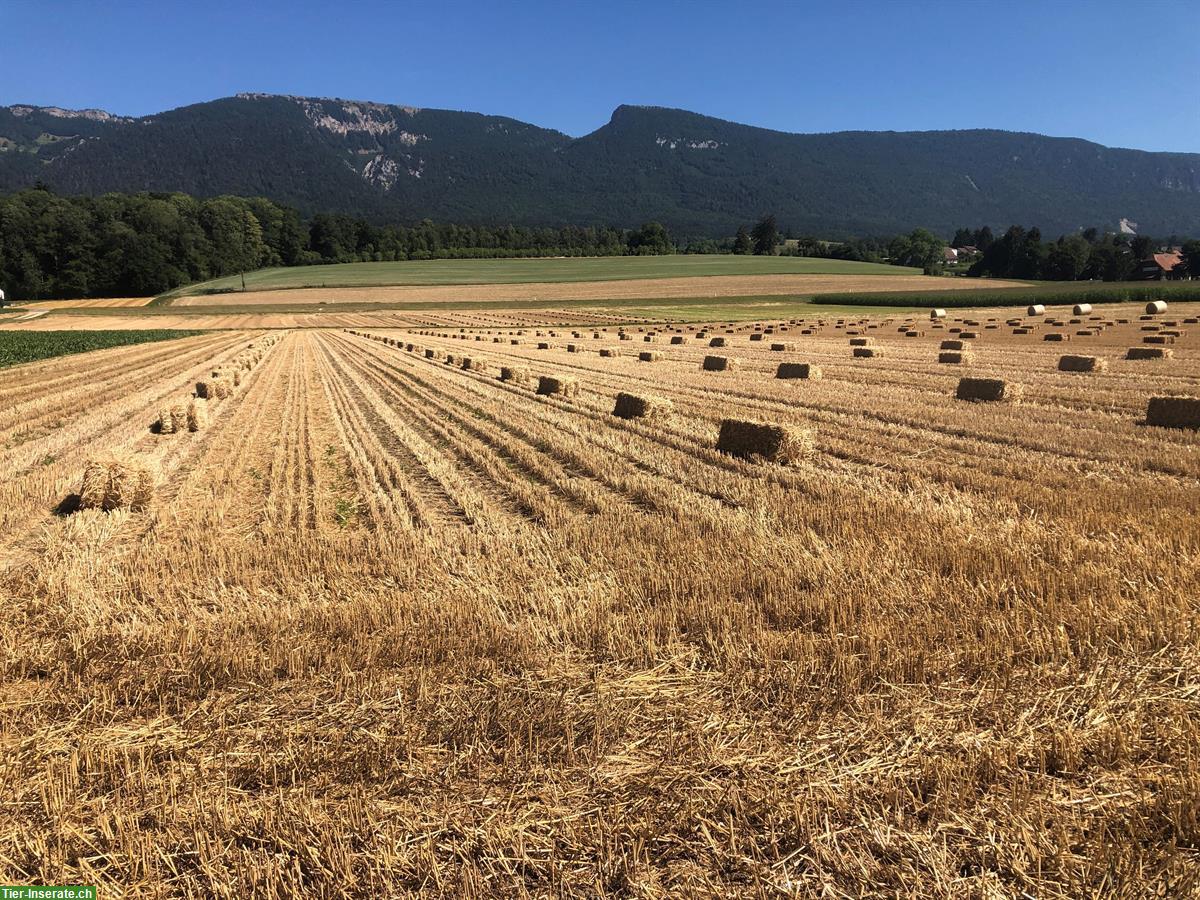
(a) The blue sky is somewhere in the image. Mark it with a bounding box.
[2,0,1197,151]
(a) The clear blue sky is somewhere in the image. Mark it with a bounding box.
[2,0,1197,152]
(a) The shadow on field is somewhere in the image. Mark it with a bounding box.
[53,494,81,516]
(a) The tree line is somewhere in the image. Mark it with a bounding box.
[2,186,1195,302]
[715,215,1199,281]
[0,187,676,301]
[960,226,1199,282]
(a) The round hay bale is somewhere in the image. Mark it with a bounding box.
[1146,300,1168,315]
[1026,304,1046,316]
[930,308,947,319]
[1072,303,1093,315]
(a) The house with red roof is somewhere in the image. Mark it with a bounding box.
[1137,249,1186,280]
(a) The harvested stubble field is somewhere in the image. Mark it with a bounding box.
[1,303,1198,897]
[15,297,156,311]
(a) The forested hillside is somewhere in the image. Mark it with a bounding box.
[1,95,1197,237]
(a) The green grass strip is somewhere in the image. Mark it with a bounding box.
[0,330,203,369]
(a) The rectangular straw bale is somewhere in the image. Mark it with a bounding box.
[1126,347,1173,360]
[776,362,821,379]
[536,375,579,397]
[852,347,881,358]
[770,342,796,351]
[1146,396,1200,429]
[462,357,489,373]
[670,336,689,345]
[938,351,970,364]
[186,398,208,432]
[1044,333,1069,342]
[599,347,620,358]
[638,351,662,362]
[499,366,532,386]
[156,407,176,435]
[716,419,814,464]
[709,337,727,347]
[77,457,154,512]
[702,355,736,371]
[956,377,1022,403]
[1058,355,1106,373]
[612,392,673,421]
[940,339,966,350]
[849,338,873,346]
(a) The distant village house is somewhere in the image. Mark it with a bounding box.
[1138,249,1186,280]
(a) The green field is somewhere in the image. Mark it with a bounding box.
[159,255,920,300]
[814,280,1200,308]
[0,330,202,368]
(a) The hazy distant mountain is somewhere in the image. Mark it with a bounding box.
[1,94,1197,236]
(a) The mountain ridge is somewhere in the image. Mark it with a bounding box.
[1,94,1197,237]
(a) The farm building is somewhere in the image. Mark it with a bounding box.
[1137,250,1187,280]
